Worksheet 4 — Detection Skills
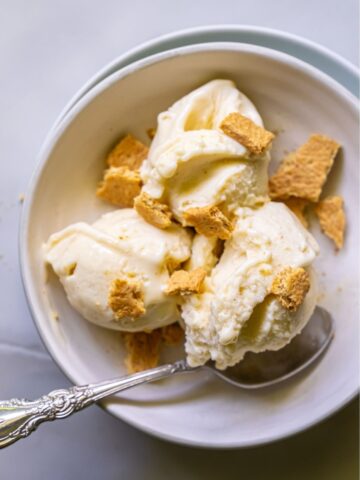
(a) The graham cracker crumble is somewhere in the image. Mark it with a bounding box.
[165,256,182,275]
[107,134,148,170]
[96,166,142,207]
[122,323,184,373]
[147,128,156,140]
[220,112,275,155]
[283,197,309,228]
[183,206,232,240]
[269,134,340,202]
[161,323,184,345]
[122,329,162,373]
[315,196,345,250]
[269,267,310,311]
[166,268,207,296]
[108,278,145,320]
[134,191,172,229]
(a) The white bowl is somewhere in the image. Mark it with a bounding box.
[20,43,359,448]
[54,25,359,127]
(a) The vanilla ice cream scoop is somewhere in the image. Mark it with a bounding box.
[182,202,319,369]
[141,80,269,223]
[44,209,191,331]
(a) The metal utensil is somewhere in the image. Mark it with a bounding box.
[0,307,333,448]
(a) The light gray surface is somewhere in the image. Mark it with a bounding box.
[0,0,358,478]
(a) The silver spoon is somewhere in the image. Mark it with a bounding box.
[0,306,333,448]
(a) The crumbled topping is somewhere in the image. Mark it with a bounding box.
[315,196,345,249]
[96,166,142,207]
[122,330,161,373]
[166,268,207,295]
[183,206,232,240]
[269,134,340,202]
[161,323,184,345]
[108,278,145,319]
[134,192,172,229]
[147,128,156,140]
[269,267,310,311]
[220,112,275,155]
[164,256,182,275]
[107,134,148,170]
[283,197,309,228]
[213,238,225,259]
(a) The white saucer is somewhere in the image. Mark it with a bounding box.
[53,25,359,130]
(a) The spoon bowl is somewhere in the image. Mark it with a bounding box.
[209,306,334,388]
[0,306,333,448]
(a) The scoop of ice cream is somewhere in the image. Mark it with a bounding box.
[182,202,319,369]
[185,234,221,273]
[140,80,269,223]
[44,209,191,331]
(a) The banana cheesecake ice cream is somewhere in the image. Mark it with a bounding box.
[182,202,319,369]
[44,209,191,332]
[43,78,343,373]
[140,80,272,225]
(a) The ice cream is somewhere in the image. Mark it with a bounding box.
[44,209,191,331]
[182,202,319,369]
[140,80,270,224]
[44,78,323,374]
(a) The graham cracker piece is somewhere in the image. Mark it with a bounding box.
[283,198,309,228]
[96,166,142,207]
[108,278,145,320]
[147,128,156,140]
[269,267,310,311]
[269,134,340,202]
[315,196,345,249]
[134,192,172,229]
[165,268,207,296]
[183,206,232,240]
[213,238,225,259]
[220,112,275,155]
[161,323,184,345]
[122,330,162,373]
[165,256,182,275]
[107,134,148,170]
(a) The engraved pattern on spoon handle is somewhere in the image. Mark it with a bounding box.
[0,360,191,448]
[0,386,95,448]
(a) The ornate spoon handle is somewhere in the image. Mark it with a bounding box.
[0,360,191,448]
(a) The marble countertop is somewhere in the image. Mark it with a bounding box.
[0,0,358,478]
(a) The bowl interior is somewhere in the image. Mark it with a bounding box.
[22,44,359,447]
